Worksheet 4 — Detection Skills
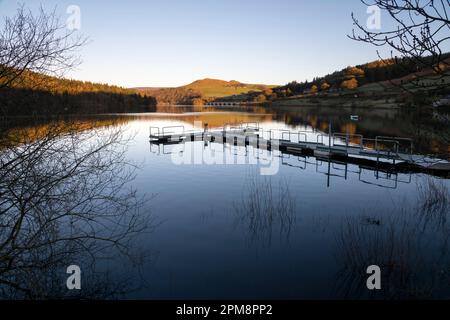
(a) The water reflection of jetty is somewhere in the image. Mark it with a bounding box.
[149,123,450,182]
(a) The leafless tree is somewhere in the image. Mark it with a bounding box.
[350,0,450,89]
[0,4,86,91]
[0,5,154,299]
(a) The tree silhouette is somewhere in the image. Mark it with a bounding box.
[0,5,86,91]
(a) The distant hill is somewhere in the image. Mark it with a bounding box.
[183,79,272,98]
[134,79,275,105]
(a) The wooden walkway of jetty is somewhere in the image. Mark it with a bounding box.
[149,123,450,176]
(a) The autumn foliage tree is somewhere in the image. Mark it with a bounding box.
[341,78,359,90]
[254,94,267,103]
[320,82,331,91]
[345,67,365,79]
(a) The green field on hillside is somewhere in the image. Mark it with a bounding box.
[136,78,276,104]
[183,79,275,98]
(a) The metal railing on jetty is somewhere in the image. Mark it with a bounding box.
[149,122,450,175]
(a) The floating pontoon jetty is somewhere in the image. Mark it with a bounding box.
[149,123,450,177]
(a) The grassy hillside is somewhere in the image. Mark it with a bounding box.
[250,54,450,108]
[135,78,275,105]
[273,54,450,99]
[270,71,450,109]
[183,79,273,98]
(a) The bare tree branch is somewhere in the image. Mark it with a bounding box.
[0,4,87,92]
[350,0,450,91]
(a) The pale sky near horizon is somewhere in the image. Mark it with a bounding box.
[1,0,405,88]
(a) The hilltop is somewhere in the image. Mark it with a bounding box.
[134,79,275,105]
[183,78,272,97]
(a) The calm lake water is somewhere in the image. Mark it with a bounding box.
[1,105,450,299]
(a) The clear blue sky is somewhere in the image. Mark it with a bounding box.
[1,0,394,88]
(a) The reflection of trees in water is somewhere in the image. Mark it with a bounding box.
[266,106,450,159]
[417,178,450,230]
[0,116,131,149]
[335,178,450,299]
[233,172,296,247]
[0,122,153,299]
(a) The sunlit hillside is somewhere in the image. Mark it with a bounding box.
[183,79,274,98]
[134,78,275,105]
